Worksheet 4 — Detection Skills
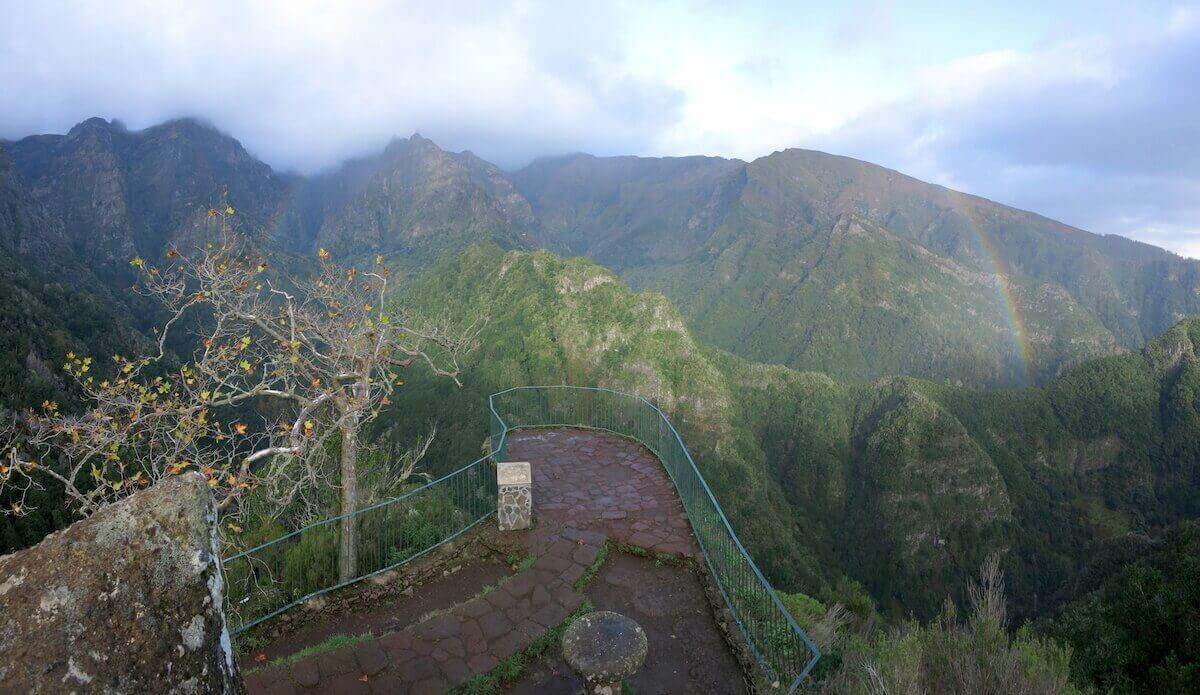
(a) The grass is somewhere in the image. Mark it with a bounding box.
[234,633,268,657]
[505,549,536,573]
[573,542,610,591]
[244,632,374,671]
[612,540,689,568]
[456,599,596,694]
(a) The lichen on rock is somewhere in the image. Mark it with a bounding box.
[0,472,243,693]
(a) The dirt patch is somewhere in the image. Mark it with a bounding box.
[510,550,748,694]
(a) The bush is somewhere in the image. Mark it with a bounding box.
[281,523,339,598]
[1048,522,1200,693]
[796,557,1078,694]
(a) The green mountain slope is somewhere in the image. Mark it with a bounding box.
[385,244,1200,625]
[273,134,535,265]
[518,149,1200,387]
[730,317,1200,620]
[388,245,822,586]
[10,118,1197,390]
[1046,521,1200,693]
[0,144,152,552]
[0,144,147,405]
[6,117,293,289]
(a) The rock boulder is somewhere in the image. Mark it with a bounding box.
[0,472,243,693]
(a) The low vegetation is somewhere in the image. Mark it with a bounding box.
[784,557,1078,693]
[1047,522,1200,693]
[1,201,1197,691]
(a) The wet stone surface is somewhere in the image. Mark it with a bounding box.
[514,551,748,694]
[562,611,648,685]
[512,428,699,559]
[243,429,742,694]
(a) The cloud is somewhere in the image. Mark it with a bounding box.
[830,0,895,48]
[0,0,682,172]
[811,9,1200,256]
[1,1,1198,257]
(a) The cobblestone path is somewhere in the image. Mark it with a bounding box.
[244,429,735,694]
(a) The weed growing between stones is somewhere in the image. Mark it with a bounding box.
[263,632,373,670]
[573,542,610,591]
[612,540,689,568]
[455,599,596,694]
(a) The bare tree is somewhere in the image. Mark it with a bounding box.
[1,209,477,581]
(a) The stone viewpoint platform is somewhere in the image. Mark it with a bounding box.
[243,428,747,694]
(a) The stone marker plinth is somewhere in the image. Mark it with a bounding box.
[497,461,532,530]
[562,611,648,694]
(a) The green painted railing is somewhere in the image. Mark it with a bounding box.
[221,457,497,635]
[222,385,818,690]
[489,386,820,691]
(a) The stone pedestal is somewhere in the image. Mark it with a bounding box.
[562,611,648,694]
[497,461,532,531]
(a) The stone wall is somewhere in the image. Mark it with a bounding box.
[0,472,243,693]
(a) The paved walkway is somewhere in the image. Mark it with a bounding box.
[512,550,748,694]
[517,429,697,559]
[244,429,722,694]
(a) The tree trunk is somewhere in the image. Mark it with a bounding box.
[338,411,359,583]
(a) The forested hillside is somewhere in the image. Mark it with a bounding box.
[2,118,1198,691]
[518,150,1200,387]
[381,245,1200,626]
[8,118,1199,390]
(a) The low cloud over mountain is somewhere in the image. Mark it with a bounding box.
[2,2,1198,254]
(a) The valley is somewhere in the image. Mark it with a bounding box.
[1,117,1198,691]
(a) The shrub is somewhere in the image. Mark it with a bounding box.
[796,557,1078,694]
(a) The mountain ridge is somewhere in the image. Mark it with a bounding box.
[386,242,1200,623]
[3,117,1200,389]
[2,119,1199,690]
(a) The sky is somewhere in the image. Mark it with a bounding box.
[2,1,1198,256]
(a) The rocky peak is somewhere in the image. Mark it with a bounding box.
[406,131,435,147]
[65,116,125,139]
[380,132,442,161]
[305,132,534,259]
[1144,317,1200,376]
[5,116,292,284]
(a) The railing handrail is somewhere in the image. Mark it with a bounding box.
[223,384,818,690]
[221,453,497,635]
[223,453,497,565]
[634,393,821,688]
[488,385,820,690]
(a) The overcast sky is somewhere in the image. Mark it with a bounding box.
[2,1,1198,256]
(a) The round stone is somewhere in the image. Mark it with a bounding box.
[561,611,648,685]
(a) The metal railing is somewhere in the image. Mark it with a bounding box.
[221,456,497,635]
[221,385,818,690]
[488,386,820,690]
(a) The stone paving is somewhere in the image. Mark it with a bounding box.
[243,429,713,694]
[514,429,698,559]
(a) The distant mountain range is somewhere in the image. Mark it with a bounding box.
[2,116,1197,690]
[5,117,1198,392]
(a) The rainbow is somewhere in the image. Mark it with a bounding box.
[955,199,1035,385]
